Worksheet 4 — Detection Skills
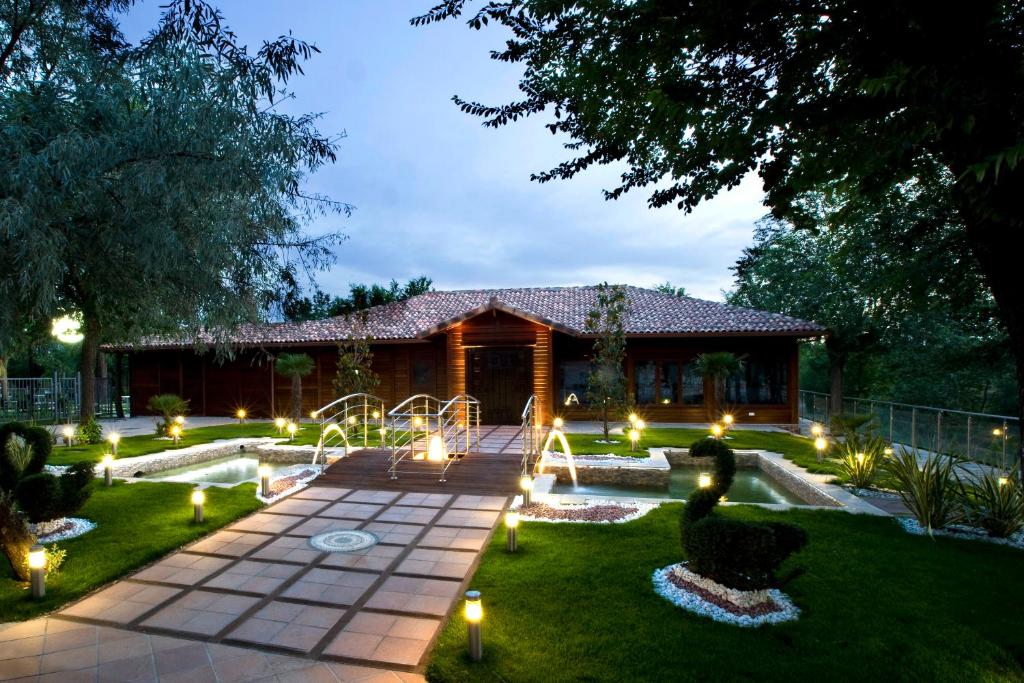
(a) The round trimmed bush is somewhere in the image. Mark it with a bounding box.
[689,437,733,460]
[60,461,94,513]
[14,473,62,523]
[0,423,51,492]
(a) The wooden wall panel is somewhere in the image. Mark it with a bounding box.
[533,327,552,425]
[446,325,465,399]
[462,310,540,346]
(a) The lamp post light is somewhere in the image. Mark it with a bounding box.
[107,432,120,456]
[553,417,564,429]
[258,464,272,498]
[170,424,182,445]
[814,437,827,463]
[628,429,640,452]
[505,511,519,552]
[274,417,286,435]
[102,454,114,487]
[464,591,483,661]
[174,415,185,426]
[810,423,824,438]
[519,476,533,507]
[722,414,734,428]
[698,473,712,489]
[236,408,247,424]
[61,425,75,447]
[191,489,206,523]
[628,413,638,426]
[28,545,46,599]
[287,422,298,442]
[635,419,646,432]
[710,423,723,439]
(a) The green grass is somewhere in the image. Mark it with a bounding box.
[427,505,1024,682]
[0,480,262,621]
[566,428,842,476]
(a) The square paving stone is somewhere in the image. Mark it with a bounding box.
[323,611,440,666]
[292,486,351,501]
[229,512,305,535]
[226,601,345,653]
[397,492,452,508]
[186,530,273,558]
[202,560,302,594]
[263,497,332,517]
[394,548,476,580]
[343,490,400,505]
[287,517,359,539]
[61,581,182,624]
[317,544,402,573]
[280,567,378,606]
[375,506,437,525]
[436,508,501,529]
[132,553,232,586]
[363,576,461,617]
[362,522,424,546]
[417,526,491,551]
[251,535,324,564]
[319,501,384,521]
[451,495,507,511]
[141,590,259,637]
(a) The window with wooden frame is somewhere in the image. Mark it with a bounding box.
[633,360,693,405]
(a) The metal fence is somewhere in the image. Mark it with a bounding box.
[0,374,128,424]
[799,390,1019,469]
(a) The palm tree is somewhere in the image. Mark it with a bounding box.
[275,353,315,420]
[694,352,745,420]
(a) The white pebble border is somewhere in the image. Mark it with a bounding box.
[847,486,901,500]
[896,517,1024,550]
[36,517,96,544]
[652,562,800,627]
[515,499,660,524]
[256,464,323,504]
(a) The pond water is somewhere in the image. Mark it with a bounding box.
[145,456,287,484]
[550,467,807,505]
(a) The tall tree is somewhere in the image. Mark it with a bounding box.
[414,0,1024,474]
[275,353,315,421]
[283,277,434,322]
[1,1,348,422]
[333,336,380,398]
[584,283,628,440]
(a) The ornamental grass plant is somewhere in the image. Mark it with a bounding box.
[884,447,964,535]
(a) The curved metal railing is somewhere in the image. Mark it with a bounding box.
[387,394,481,482]
[311,393,386,467]
[521,394,541,475]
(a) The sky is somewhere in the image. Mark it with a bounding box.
[119,1,768,302]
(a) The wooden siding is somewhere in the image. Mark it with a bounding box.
[447,324,466,398]
[533,326,553,425]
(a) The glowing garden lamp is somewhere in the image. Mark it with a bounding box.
[505,511,519,552]
[883,447,893,456]
[998,476,1009,487]
[553,417,564,429]
[191,489,206,523]
[372,409,381,419]
[107,432,120,456]
[635,419,646,431]
[993,428,1003,436]
[61,424,74,447]
[170,424,182,445]
[811,423,824,437]
[348,415,358,425]
[855,452,866,465]
[287,422,298,442]
[310,410,319,419]
[814,437,827,463]
[722,414,734,430]
[174,415,185,426]
[28,545,46,599]
[628,413,638,425]
[710,423,723,439]
[464,591,483,661]
[520,476,534,507]
[698,473,713,489]
[628,428,640,451]
[258,464,272,498]
[102,454,114,487]
[274,417,286,435]
[236,408,247,424]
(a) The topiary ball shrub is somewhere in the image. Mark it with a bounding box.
[679,439,807,591]
[689,437,734,460]
[0,423,51,492]
[60,461,95,513]
[14,473,63,523]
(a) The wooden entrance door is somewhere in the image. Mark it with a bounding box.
[467,347,533,424]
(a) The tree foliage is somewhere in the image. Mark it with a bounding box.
[333,336,380,398]
[584,283,627,440]
[282,277,434,322]
[275,352,315,420]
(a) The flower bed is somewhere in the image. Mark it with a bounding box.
[33,517,96,544]
[896,518,1024,550]
[652,562,799,627]
[517,501,658,524]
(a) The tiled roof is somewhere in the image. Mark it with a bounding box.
[122,286,825,349]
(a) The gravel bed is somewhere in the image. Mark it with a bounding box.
[652,562,799,627]
[516,501,658,524]
[256,464,322,503]
[896,517,1024,550]
[35,517,96,544]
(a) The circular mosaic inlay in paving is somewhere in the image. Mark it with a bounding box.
[308,530,379,553]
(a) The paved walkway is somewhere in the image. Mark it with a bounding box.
[1,487,509,681]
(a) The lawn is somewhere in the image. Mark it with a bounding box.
[427,504,1024,682]
[0,480,262,621]
[565,427,841,476]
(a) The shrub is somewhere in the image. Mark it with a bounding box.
[147,393,189,436]
[961,470,1024,538]
[14,473,62,523]
[78,417,103,444]
[679,439,806,590]
[884,447,964,535]
[689,437,733,460]
[0,423,51,491]
[835,433,887,488]
[0,490,33,581]
[60,461,94,513]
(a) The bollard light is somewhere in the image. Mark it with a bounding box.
[722,414,734,427]
[855,452,866,466]
[519,476,534,507]
[505,511,519,552]
[287,422,298,442]
[274,417,286,434]
[310,410,319,420]
[61,425,74,447]
[883,447,893,456]
[170,424,182,445]
[258,464,272,498]
[811,423,824,437]
[29,545,46,599]
[102,454,114,487]
[628,413,638,425]
[635,419,646,431]
[814,437,827,463]
[553,417,564,429]
[174,415,186,426]
[236,408,247,424]
[698,472,712,488]
[191,489,206,523]
[372,410,381,419]
[464,591,483,661]
[629,429,640,451]
[710,424,723,439]
[107,432,120,456]
[348,415,358,425]
[998,476,1009,487]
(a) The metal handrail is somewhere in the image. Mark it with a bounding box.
[521,394,540,475]
[387,394,481,482]
[799,389,1019,421]
[312,392,386,467]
